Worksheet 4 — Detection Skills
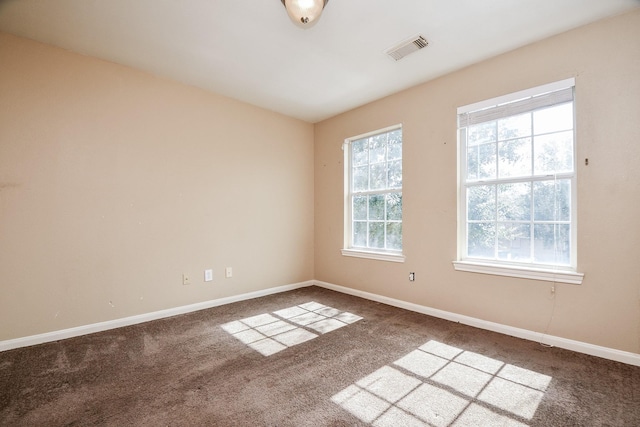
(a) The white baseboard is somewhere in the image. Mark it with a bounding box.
[314,280,640,367]
[4,279,639,367]
[0,280,314,352]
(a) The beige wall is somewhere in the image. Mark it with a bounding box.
[0,33,315,340]
[2,10,639,355]
[315,10,640,354]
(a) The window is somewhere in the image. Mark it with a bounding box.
[454,79,583,284]
[342,125,404,262]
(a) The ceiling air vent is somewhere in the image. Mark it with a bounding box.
[385,35,429,61]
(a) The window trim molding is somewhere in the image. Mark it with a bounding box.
[456,78,582,279]
[342,124,404,260]
[342,248,406,263]
[452,260,584,285]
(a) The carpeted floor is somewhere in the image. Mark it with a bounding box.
[1,286,639,426]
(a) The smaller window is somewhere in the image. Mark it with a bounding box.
[342,125,404,263]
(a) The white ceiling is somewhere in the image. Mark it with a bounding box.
[0,0,638,123]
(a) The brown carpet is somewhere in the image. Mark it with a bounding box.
[1,286,639,426]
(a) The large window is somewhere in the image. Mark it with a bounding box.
[455,79,583,284]
[342,125,404,262]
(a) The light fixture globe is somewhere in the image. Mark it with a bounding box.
[281,0,329,28]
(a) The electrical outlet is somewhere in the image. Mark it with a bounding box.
[409,272,415,282]
[204,269,213,282]
[182,274,191,286]
[225,267,233,278]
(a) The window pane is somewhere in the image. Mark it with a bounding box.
[467,145,479,180]
[468,223,495,258]
[370,163,387,190]
[352,139,369,166]
[534,180,571,222]
[534,224,570,265]
[353,195,367,221]
[386,222,402,250]
[498,137,532,178]
[370,135,387,163]
[353,222,367,247]
[353,166,368,192]
[465,135,498,181]
[533,131,574,175]
[498,113,531,140]
[468,121,497,145]
[557,224,571,265]
[468,185,495,221]
[388,130,402,160]
[368,195,385,220]
[478,143,497,180]
[497,182,531,221]
[386,193,402,221]
[534,103,573,135]
[369,222,385,249]
[388,160,402,188]
[498,223,531,261]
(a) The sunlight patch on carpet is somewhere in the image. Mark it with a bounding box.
[221,301,362,356]
[332,340,552,426]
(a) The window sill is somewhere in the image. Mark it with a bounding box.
[452,260,584,285]
[342,249,405,263]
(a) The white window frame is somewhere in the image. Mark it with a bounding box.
[453,79,583,284]
[342,124,405,263]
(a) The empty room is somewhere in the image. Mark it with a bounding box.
[1,1,639,425]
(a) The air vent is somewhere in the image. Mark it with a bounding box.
[385,35,429,61]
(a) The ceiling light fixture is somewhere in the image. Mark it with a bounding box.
[280,0,329,28]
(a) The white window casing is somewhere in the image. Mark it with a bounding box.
[455,78,583,284]
[343,124,405,263]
